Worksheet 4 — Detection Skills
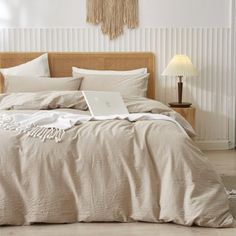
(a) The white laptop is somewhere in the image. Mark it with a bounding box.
[82,91,129,116]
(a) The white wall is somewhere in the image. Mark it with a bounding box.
[0,0,234,150]
[0,0,231,28]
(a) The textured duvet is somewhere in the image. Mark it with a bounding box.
[0,92,235,227]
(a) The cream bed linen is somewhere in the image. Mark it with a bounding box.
[0,93,234,227]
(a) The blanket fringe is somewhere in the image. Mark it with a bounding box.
[0,115,65,142]
[227,189,236,199]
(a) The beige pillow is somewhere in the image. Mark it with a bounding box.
[0,54,50,77]
[4,76,82,93]
[73,73,149,97]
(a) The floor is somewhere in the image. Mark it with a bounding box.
[205,150,236,176]
[1,222,236,236]
[1,150,236,236]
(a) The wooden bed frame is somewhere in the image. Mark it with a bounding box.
[0,52,156,98]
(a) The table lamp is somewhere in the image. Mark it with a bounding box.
[162,55,198,108]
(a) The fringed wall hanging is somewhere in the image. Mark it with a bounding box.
[87,0,139,40]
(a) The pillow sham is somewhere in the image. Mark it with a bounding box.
[4,76,82,93]
[0,53,50,77]
[72,67,147,76]
[73,73,149,97]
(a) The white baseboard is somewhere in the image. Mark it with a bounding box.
[195,140,232,150]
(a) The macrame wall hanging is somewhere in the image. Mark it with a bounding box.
[87,0,139,40]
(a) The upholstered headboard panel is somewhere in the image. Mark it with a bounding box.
[0,52,155,98]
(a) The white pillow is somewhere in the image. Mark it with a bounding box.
[72,67,147,76]
[4,76,82,93]
[0,54,50,77]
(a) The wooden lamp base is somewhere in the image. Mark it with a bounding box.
[168,102,192,108]
[169,76,192,108]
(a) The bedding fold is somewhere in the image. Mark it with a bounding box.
[0,111,188,142]
[0,91,196,137]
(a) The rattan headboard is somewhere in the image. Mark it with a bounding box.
[0,52,155,98]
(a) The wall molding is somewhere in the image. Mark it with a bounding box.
[231,0,236,148]
[0,27,234,149]
[196,140,231,151]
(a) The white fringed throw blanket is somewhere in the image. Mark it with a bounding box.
[0,111,187,142]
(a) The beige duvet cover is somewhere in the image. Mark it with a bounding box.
[0,92,235,227]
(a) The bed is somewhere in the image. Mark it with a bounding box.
[0,52,235,227]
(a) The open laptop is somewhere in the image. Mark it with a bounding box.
[82,91,129,116]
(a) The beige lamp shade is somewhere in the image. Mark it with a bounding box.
[162,55,198,77]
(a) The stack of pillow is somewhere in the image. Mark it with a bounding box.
[0,54,149,97]
[1,54,82,92]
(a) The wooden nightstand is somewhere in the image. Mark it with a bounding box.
[172,107,196,129]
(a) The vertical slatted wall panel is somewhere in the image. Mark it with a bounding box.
[0,27,233,146]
